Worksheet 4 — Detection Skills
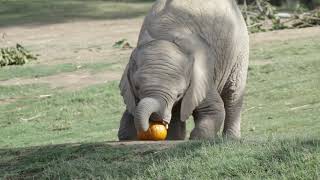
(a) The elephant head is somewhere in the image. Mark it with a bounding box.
[120,39,212,132]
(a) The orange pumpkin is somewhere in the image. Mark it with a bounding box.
[138,121,167,141]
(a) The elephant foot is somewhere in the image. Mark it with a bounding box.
[118,110,138,141]
[222,129,241,140]
[189,127,215,140]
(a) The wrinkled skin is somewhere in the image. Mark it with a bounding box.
[118,0,249,140]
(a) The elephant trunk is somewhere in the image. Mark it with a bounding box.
[134,97,163,132]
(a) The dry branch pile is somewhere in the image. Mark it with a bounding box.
[241,0,277,33]
[241,0,320,33]
[290,9,320,28]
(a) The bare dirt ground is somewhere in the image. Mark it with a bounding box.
[0,18,143,65]
[250,27,320,45]
[0,18,319,90]
[0,70,121,91]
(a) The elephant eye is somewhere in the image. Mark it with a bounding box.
[135,85,140,91]
[177,93,183,99]
[135,84,140,91]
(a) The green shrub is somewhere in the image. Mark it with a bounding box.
[0,44,37,67]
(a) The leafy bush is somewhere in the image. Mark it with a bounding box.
[112,39,132,49]
[0,44,37,67]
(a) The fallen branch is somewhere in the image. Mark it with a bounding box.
[20,114,42,122]
[289,104,310,111]
[243,106,256,113]
[38,94,52,99]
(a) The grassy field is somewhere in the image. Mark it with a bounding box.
[1,1,320,178]
[0,34,320,179]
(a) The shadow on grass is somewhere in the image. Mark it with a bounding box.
[0,138,319,179]
[0,0,154,27]
[0,140,208,179]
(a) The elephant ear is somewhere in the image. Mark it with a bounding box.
[180,40,213,122]
[119,50,138,114]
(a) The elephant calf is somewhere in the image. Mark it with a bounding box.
[118,0,249,140]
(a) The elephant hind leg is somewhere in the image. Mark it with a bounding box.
[221,93,244,139]
[118,110,137,141]
[221,61,248,139]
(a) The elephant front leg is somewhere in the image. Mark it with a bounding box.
[166,102,186,140]
[167,119,186,140]
[190,91,225,140]
[118,110,137,141]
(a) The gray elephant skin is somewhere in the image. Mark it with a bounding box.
[118,0,249,140]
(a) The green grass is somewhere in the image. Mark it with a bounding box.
[0,63,79,81]
[1,139,319,179]
[0,82,123,147]
[0,0,153,27]
[0,37,319,179]
[0,84,51,100]
[0,62,124,81]
[244,38,320,138]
